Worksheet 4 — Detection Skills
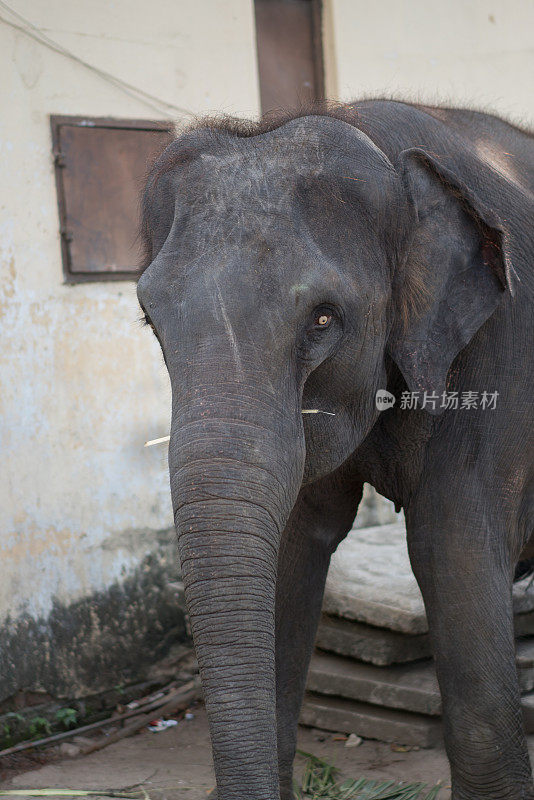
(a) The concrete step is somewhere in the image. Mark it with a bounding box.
[300,693,443,748]
[324,522,534,634]
[522,691,534,733]
[323,523,427,634]
[308,651,440,716]
[517,639,534,692]
[316,613,534,668]
[308,641,534,717]
[301,690,534,747]
[316,614,431,666]
[516,614,534,637]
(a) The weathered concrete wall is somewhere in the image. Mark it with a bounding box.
[0,0,260,703]
[327,0,534,124]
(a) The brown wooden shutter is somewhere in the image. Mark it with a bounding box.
[51,117,173,282]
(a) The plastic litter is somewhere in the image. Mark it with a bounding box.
[147,718,178,732]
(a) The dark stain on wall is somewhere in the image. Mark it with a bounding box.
[0,531,188,704]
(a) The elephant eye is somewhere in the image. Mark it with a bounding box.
[139,306,157,336]
[314,312,332,329]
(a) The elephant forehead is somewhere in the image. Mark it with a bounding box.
[194,152,303,216]
[184,116,395,210]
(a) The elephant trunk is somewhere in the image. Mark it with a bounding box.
[170,392,304,800]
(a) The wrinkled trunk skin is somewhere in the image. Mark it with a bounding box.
[170,387,304,800]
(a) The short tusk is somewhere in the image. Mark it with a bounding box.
[144,435,171,447]
[145,409,336,447]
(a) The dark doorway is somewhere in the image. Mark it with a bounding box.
[254,0,324,115]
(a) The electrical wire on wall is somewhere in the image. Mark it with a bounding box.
[0,0,195,118]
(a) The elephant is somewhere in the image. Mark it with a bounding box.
[136,99,534,800]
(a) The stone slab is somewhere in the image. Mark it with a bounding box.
[516,613,534,637]
[308,642,534,720]
[324,522,534,634]
[301,691,534,747]
[300,693,443,748]
[517,639,534,692]
[514,581,534,615]
[308,651,440,716]
[521,691,534,733]
[316,613,432,666]
[323,523,426,634]
[316,612,534,667]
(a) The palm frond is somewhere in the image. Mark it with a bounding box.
[296,752,444,800]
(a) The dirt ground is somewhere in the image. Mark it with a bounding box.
[0,703,449,799]
[3,706,534,799]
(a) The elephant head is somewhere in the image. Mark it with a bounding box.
[137,113,509,800]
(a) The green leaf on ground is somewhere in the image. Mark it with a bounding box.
[296,751,444,799]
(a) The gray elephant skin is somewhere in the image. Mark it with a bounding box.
[137,100,534,800]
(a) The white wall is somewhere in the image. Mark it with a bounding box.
[0,0,260,636]
[327,0,534,125]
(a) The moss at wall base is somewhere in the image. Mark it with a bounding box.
[0,538,188,705]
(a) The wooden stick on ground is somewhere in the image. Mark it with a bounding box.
[0,679,200,759]
[82,678,200,755]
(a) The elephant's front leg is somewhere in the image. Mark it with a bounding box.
[407,485,534,800]
[275,473,363,800]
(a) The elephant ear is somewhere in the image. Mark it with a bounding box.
[388,147,512,411]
